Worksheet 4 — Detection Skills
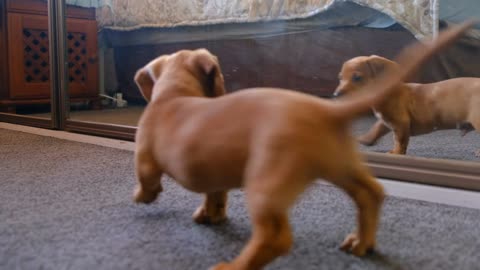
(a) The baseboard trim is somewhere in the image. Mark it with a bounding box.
[65,120,136,141]
[0,113,53,128]
[366,152,480,191]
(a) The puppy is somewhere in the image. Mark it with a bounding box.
[133,23,473,270]
[335,50,480,156]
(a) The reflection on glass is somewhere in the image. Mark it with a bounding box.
[59,0,479,162]
[62,0,144,126]
[1,0,52,119]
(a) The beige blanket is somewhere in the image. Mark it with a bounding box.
[96,0,438,39]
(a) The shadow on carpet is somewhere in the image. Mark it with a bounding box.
[1,128,479,270]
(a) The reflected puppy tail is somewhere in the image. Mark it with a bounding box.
[331,20,476,121]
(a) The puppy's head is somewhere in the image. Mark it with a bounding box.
[134,49,226,101]
[333,55,399,97]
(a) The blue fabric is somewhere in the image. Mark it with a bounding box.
[65,0,111,8]
[440,0,480,28]
[58,0,479,30]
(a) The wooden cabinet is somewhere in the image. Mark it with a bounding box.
[0,0,99,112]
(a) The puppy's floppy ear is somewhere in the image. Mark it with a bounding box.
[366,55,387,77]
[194,50,226,97]
[134,68,154,102]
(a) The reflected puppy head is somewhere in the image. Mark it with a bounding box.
[334,55,399,97]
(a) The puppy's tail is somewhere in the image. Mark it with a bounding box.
[331,20,476,121]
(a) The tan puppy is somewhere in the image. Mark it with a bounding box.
[335,53,480,156]
[133,23,473,270]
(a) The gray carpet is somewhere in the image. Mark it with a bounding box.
[353,116,480,162]
[1,128,480,270]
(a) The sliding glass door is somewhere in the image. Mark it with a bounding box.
[0,0,56,128]
[59,0,137,140]
[2,0,480,189]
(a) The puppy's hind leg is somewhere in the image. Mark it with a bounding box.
[337,164,385,256]
[470,127,480,158]
[468,113,480,157]
[211,156,308,270]
[193,191,228,224]
[134,150,163,204]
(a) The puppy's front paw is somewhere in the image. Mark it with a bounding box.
[133,186,161,204]
[340,233,374,256]
[209,262,234,270]
[193,206,226,225]
[387,149,405,155]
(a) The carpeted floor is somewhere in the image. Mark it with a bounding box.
[353,116,480,162]
[1,128,480,270]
